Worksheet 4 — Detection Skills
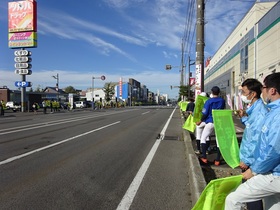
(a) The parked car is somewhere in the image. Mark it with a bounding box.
[5,101,21,112]
[74,101,87,108]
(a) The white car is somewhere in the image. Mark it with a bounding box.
[74,101,87,108]
[6,101,21,112]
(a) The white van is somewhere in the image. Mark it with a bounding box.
[74,101,87,108]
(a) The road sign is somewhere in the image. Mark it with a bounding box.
[101,75,106,80]
[15,69,32,75]
[15,81,32,87]
[14,56,32,63]
[15,63,32,69]
[14,50,31,56]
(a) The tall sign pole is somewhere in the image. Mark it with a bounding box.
[8,0,37,112]
[195,0,205,96]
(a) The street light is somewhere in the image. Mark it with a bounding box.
[52,73,59,101]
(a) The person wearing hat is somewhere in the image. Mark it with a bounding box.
[196,86,225,165]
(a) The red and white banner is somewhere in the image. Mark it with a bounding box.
[8,0,37,33]
[189,77,195,86]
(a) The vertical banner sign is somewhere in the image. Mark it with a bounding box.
[226,94,233,110]
[119,77,123,97]
[195,64,202,97]
[8,0,37,33]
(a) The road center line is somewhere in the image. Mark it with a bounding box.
[0,121,120,166]
[117,107,176,210]
[0,109,133,135]
[141,111,150,115]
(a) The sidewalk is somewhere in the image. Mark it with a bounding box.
[181,110,244,205]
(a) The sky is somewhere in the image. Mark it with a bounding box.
[0,0,257,98]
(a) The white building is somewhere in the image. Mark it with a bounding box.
[86,88,105,102]
[204,1,280,104]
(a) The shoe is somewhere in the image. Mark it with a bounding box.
[206,151,209,155]
[199,157,208,164]
[214,160,220,166]
[195,150,201,155]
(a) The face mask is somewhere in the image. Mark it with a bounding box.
[241,94,252,104]
[260,93,271,104]
[260,93,267,105]
[209,93,213,98]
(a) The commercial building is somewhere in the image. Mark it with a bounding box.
[204,1,280,106]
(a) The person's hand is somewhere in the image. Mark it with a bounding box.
[238,109,247,118]
[242,168,254,180]
[239,162,248,170]
[196,121,201,126]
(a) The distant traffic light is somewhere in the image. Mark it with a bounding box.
[165,65,172,70]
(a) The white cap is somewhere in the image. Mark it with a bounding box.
[200,92,207,97]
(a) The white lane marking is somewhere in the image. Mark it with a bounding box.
[0,121,120,166]
[141,111,150,115]
[117,107,177,210]
[0,109,133,135]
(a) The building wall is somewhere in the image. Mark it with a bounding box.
[0,88,9,102]
[204,2,280,98]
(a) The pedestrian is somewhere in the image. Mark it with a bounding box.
[186,98,195,115]
[195,92,209,155]
[50,99,53,113]
[196,86,225,165]
[238,78,268,210]
[225,72,280,210]
[0,100,4,116]
[42,100,47,114]
[32,102,38,114]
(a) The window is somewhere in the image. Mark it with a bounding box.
[240,37,249,73]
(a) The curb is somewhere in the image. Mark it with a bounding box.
[180,114,206,206]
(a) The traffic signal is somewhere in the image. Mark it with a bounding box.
[165,65,172,70]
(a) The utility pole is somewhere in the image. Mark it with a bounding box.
[180,41,185,87]
[196,0,205,93]
[52,73,59,101]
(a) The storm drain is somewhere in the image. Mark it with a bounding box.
[163,135,180,141]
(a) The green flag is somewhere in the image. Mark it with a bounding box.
[212,110,240,169]
[193,95,208,122]
[183,114,196,132]
[192,175,242,210]
[180,101,188,112]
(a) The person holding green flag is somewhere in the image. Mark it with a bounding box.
[196,86,225,165]
[225,72,280,210]
[238,78,268,210]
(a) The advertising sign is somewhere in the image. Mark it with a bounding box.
[8,0,37,33]
[190,77,195,86]
[9,32,37,48]
[119,77,123,97]
[195,64,202,97]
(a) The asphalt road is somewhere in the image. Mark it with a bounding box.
[0,107,191,210]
